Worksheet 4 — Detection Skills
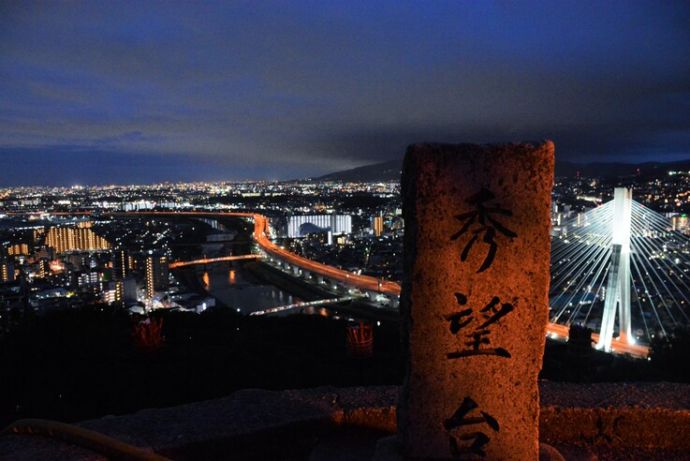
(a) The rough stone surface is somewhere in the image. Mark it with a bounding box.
[399,142,555,459]
[83,387,341,460]
[0,434,100,461]
[373,439,571,461]
[1,383,689,460]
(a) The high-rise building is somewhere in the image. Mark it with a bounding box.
[7,243,29,256]
[1,259,14,283]
[286,215,352,238]
[145,252,169,299]
[372,215,384,237]
[114,249,128,279]
[37,259,49,278]
[45,224,111,253]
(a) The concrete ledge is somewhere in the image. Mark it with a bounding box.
[1,382,688,460]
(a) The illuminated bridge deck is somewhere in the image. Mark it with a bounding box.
[249,296,354,316]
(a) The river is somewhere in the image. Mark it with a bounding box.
[196,265,302,315]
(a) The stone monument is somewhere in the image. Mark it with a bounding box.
[399,141,554,459]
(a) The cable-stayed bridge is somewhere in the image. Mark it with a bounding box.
[550,188,690,352]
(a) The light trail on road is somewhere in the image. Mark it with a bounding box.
[168,254,262,269]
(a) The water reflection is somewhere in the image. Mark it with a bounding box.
[199,266,299,315]
[300,306,330,317]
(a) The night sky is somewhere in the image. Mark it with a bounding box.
[1,1,689,185]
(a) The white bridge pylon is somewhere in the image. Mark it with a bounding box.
[597,187,633,351]
[550,187,690,352]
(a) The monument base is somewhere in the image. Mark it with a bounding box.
[372,435,567,461]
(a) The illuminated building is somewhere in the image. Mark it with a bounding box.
[37,259,49,278]
[372,215,384,237]
[103,280,122,305]
[1,259,14,283]
[77,271,101,289]
[7,243,29,256]
[672,214,689,234]
[114,249,129,278]
[145,252,169,299]
[45,224,111,253]
[115,280,124,303]
[104,278,135,305]
[123,200,156,211]
[286,215,352,238]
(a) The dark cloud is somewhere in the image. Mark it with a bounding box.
[1,1,689,184]
[0,146,315,186]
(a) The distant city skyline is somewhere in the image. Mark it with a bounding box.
[1,1,689,185]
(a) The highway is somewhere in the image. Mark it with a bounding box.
[168,254,262,269]
[42,210,650,357]
[251,214,401,296]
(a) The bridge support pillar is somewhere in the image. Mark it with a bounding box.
[597,187,633,352]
